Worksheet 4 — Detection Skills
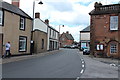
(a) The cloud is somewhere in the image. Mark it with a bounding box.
[45,1,73,12]
[3,0,119,42]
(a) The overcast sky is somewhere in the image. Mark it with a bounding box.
[3,0,119,42]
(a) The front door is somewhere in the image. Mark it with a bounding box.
[0,34,3,56]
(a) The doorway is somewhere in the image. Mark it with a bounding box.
[0,34,3,56]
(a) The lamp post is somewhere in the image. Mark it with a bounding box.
[32,0,43,34]
[31,0,43,54]
[59,25,64,48]
[59,25,64,35]
[33,0,43,20]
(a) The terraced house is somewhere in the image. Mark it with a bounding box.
[0,0,32,56]
[89,2,120,58]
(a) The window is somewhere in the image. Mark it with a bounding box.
[42,39,44,49]
[20,17,25,30]
[19,36,27,52]
[110,44,117,54]
[110,16,118,30]
[62,38,65,41]
[96,44,104,50]
[0,10,3,25]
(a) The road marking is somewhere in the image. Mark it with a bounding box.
[82,64,85,68]
[81,59,84,61]
[76,77,80,80]
[82,61,84,63]
[80,69,84,73]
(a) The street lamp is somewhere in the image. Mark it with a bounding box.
[59,25,64,34]
[32,0,43,33]
[59,25,64,48]
[33,0,43,20]
[31,0,43,54]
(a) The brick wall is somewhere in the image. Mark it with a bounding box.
[90,14,120,58]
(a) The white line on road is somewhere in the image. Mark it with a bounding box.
[82,61,84,63]
[82,65,85,68]
[76,77,80,80]
[80,69,84,74]
[81,59,84,61]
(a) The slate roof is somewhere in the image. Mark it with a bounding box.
[0,1,32,19]
[65,33,74,40]
[80,26,90,32]
[65,34,74,40]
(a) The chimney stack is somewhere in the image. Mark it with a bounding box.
[35,12,40,19]
[66,31,69,34]
[45,19,49,25]
[12,0,20,7]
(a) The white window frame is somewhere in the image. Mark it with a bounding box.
[110,44,117,54]
[20,17,25,30]
[0,10,3,25]
[19,36,27,52]
[96,44,104,51]
[110,16,118,30]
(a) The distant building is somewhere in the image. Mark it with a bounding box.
[80,26,90,50]
[89,2,120,58]
[32,13,48,53]
[47,21,59,51]
[0,0,32,56]
[60,31,74,47]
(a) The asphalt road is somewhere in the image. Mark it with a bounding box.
[2,49,84,78]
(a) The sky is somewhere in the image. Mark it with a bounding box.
[3,0,119,42]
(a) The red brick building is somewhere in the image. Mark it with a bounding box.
[60,31,74,47]
[89,2,120,58]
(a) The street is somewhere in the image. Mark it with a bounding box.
[2,48,119,79]
[2,49,84,78]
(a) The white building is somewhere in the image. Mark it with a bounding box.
[80,26,90,50]
[32,13,48,53]
[33,13,47,33]
[45,19,59,51]
[33,13,59,51]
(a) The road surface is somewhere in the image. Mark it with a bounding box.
[2,49,84,78]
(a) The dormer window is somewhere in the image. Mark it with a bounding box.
[20,17,25,30]
[0,10,3,26]
[110,16,118,31]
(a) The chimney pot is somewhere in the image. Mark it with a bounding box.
[45,19,49,25]
[12,0,20,7]
[66,31,69,34]
[35,12,40,18]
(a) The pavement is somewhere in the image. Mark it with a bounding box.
[79,51,119,78]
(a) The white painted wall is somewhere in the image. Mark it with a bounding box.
[80,32,90,40]
[47,27,59,50]
[34,19,47,33]
[47,27,50,50]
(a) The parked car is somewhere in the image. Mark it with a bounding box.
[83,47,90,55]
[63,45,71,48]
[70,45,78,49]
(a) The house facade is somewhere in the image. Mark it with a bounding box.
[60,31,74,47]
[89,2,120,58]
[80,26,90,50]
[32,13,47,53]
[46,20,59,51]
[0,1,32,56]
